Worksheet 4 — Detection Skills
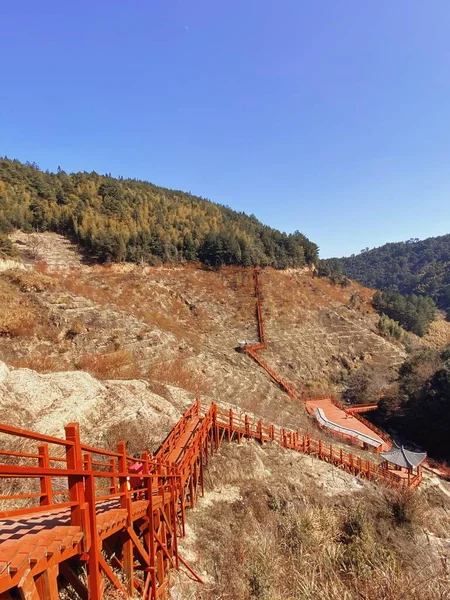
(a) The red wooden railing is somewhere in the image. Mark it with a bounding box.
[0,269,411,599]
[0,398,419,600]
[241,269,393,451]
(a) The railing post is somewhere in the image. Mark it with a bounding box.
[118,440,134,596]
[168,464,180,570]
[109,457,118,494]
[143,452,157,599]
[245,415,250,438]
[229,408,233,441]
[64,423,86,531]
[38,444,52,506]
[84,453,103,600]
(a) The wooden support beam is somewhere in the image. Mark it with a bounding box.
[17,570,40,600]
[35,564,59,600]
[126,526,150,566]
[199,448,204,498]
[153,530,176,567]
[98,554,128,595]
[84,454,103,600]
[178,554,204,584]
[170,483,180,570]
[59,563,88,600]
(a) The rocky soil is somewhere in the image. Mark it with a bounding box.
[0,360,189,450]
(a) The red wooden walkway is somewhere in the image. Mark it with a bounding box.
[0,268,414,598]
[0,399,418,600]
[305,397,390,452]
[241,269,393,451]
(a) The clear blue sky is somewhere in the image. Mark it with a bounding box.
[1,1,450,258]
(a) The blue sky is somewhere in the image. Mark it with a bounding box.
[1,1,450,258]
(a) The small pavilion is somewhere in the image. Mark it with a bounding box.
[380,443,427,487]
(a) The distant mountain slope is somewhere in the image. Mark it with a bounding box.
[334,235,450,318]
[0,158,317,268]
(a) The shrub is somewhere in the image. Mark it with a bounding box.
[373,290,436,336]
[0,234,17,258]
[65,319,85,340]
[377,313,403,340]
[76,350,140,380]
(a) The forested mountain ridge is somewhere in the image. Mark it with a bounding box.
[330,235,450,318]
[0,158,318,268]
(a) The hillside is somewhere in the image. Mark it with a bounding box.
[0,157,317,268]
[2,363,450,600]
[0,232,407,425]
[0,234,449,599]
[332,234,450,318]
[372,346,450,462]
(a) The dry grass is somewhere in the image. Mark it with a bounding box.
[422,313,450,349]
[76,350,141,380]
[104,418,163,455]
[3,268,57,293]
[0,278,39,338]
[9,355,68,373]
[0,271,63,347]
[149,358,211,397]
[173,442,450,600]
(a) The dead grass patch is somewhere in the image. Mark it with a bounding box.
[76,350,141,380]
[104,419,162,455]
[0,278,38,338]
[174,443,450,600]
[9,355,68,373]
[4,268,57,293]
[149,358,210,397]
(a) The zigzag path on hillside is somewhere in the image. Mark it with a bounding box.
[241,269,392,452]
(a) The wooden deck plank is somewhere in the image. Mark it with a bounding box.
[305,398,388,450]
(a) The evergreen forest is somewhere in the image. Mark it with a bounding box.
[333,236,450,319]
[0,158,318,268]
